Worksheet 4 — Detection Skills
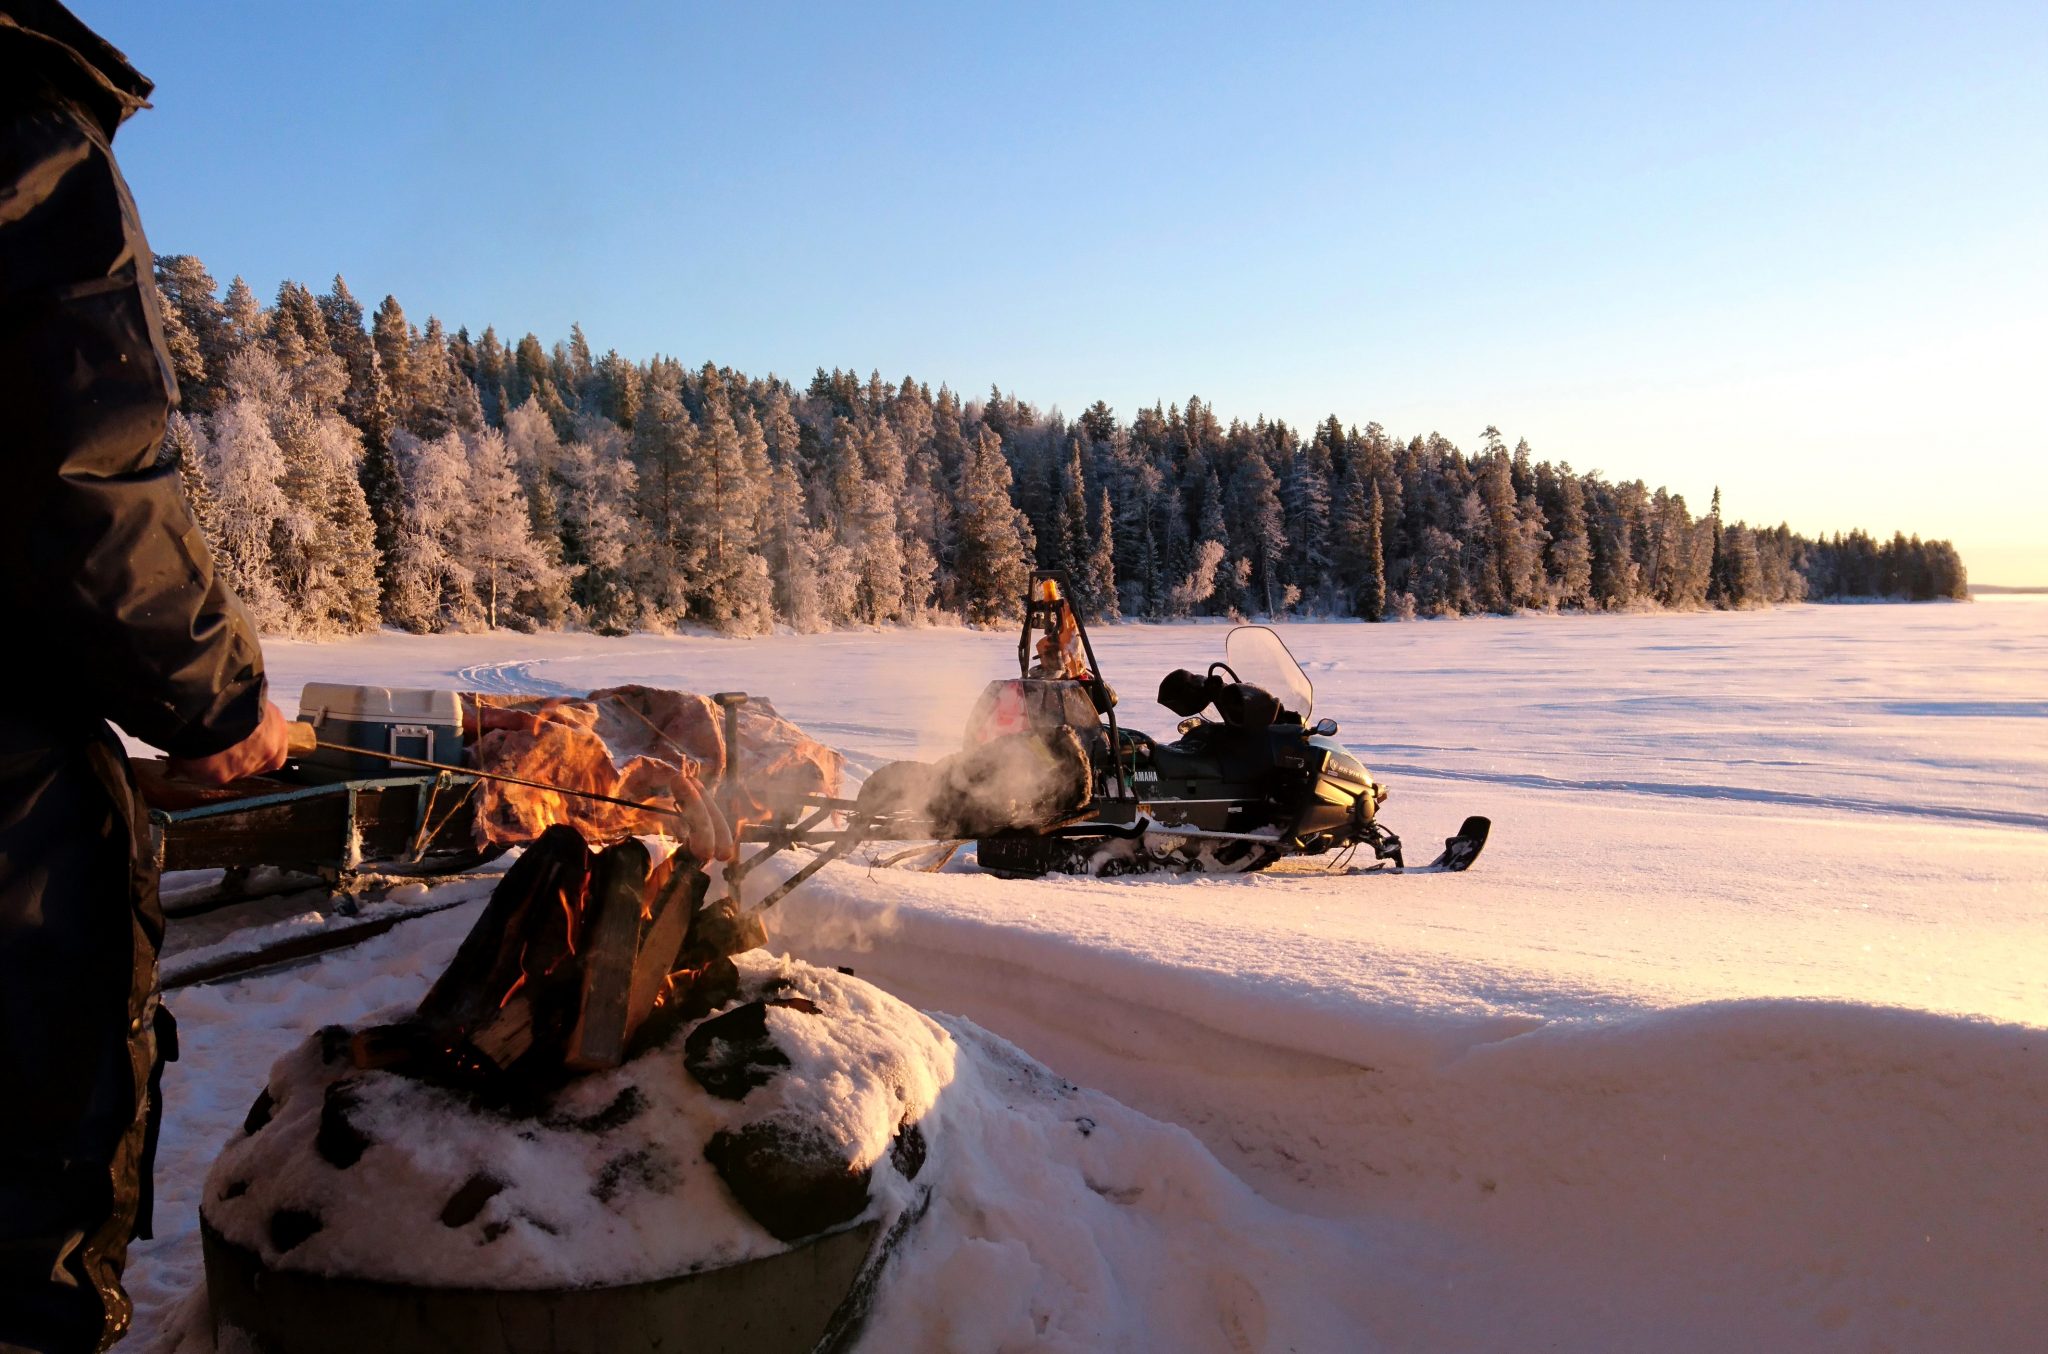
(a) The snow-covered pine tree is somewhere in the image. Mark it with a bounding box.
[1412,524,1467,616]
[407,318,484,440]
[463,427,561,629]
[1716,521,1763,607]
[1193,466,1231,614]
[221,275,264,360]
[1283,443,1333,612]
[557,422,641,633]
[831,419,907,624]
[317,277,404,600]
[760,458,824,632]
[688,378,773,634]
[1054,439,1092,602]
[385,430,480,631]
[1087,487,1120,622]
[1227,452,1287,615]
[154,255,233,413]
[1475,439,1522,614]
[161,411,219,547]
[1548,470,1594,608]
[235,336,376,635]
[1706,486,1734,607]
[371,296,414,429]
[319,278,391,444]
[631,364,696,625]
[953,425,1033,624]
[1362,479,1388,620]
[199,393,293,632]
[154,280,207,399]
[593,349,642,430]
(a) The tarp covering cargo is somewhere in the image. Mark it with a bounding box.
[468,686,842,848]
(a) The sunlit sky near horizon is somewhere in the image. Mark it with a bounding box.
[84,1,2048,583]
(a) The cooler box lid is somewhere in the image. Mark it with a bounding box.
[299,683,462,727]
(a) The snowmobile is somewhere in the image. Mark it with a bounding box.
[965,573,1490,878]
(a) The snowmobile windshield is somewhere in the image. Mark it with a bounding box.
[1223,626,1312,721]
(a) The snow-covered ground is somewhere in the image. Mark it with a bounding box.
[134,599,2047,1351]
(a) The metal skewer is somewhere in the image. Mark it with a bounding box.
[286,722,688,822]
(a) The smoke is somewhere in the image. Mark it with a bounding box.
[761,877,905,955]
[895,641,1013,761]
[859,719,1090,841]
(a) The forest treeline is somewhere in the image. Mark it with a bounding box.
[149,256,1969,637]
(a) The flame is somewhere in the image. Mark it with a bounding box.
[466,686,839,850]
[557,874,583,959]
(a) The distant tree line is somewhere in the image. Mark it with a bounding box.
[148,255,1968,638]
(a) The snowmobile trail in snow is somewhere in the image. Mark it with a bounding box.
[453,658,579,697]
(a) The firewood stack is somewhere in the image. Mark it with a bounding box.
[348,825,766,1103]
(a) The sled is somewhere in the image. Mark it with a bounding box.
[144,763,490,914]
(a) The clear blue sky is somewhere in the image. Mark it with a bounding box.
[85,1,2048,582]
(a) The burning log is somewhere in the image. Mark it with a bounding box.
[356,825,735,1098]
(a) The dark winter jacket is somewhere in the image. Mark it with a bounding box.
[0,7,265,1347]
[1,0,267,757]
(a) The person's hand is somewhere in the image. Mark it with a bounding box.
[167,700,292,786]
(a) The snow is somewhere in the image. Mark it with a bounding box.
[129,600,2047,1351]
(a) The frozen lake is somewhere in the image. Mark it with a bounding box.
[254,595,2048,1025]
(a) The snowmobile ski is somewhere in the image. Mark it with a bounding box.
[1427,815,1491,873]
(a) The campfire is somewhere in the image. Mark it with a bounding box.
[314,682,852,1096]
[346,826,766,1102]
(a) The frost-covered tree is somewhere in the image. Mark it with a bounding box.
[1361,480,1388,620]
[1547,470,1593,608]
[155,255,233,412]
[1054,439,1091,597]
[953,426,1033,624]
[1227,452,1287,615]
[221,275,263,357]
[464,428,562,629]
[385,430,479,631]
[631,365,695,623]
[199,396,293,631]
[688,381,773,634]
[557,423,641,633]
[1086,487,1120,622]
[760,459,825,632]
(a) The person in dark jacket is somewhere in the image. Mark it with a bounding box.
[0,3,290,1349]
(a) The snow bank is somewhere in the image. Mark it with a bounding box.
[861,1018,1441,1353]
[770,882,2048,1352]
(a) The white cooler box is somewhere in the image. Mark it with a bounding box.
[297,684,465,777]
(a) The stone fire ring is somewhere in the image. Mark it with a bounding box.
[202,1205,919,1354]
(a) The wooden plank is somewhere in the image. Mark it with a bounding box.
[564,839,653,1071]
[625,858,703,1037]
[469,994,537,1071]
